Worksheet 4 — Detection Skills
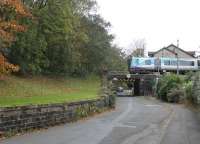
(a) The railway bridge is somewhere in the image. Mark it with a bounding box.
[107,71,160,96]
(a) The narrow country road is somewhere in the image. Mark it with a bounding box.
[1,97,200,144]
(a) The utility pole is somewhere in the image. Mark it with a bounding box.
[177,39,179,48]
[176,53,179,75]
[176,40,180,75]
[157,57,160,74]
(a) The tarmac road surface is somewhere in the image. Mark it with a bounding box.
[1,97,200,144]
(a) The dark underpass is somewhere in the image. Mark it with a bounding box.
[108,72,159,97]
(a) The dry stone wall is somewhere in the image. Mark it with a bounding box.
[0,95,113,137]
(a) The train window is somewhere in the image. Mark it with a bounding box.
[133,59,139,65]
[179,60,194,66]
[191,61,194,66]
[164,60,170,65]
[145,60,151,65]
[171,60,177,66]
[135,59,139,65]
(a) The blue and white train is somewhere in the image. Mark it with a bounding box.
[129,57,200,74]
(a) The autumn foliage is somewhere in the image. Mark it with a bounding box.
[0,0,31,44]
[0,0,31,76]
[0,53,19,75]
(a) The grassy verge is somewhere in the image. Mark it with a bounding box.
[0,76,100,107]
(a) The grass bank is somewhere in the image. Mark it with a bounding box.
[0,76,100,107]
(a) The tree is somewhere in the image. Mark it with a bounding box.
[0,0,31,47]
[79,15,114,74]
[104,45,127,71]
[0,0,31,76]
[9,20,48,75]
[38,0,78,74]
[38,0,97,75]
[0,53,19,77]
[6,0,127,76]
[129,39,146,57]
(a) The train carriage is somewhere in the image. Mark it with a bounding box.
[129,57,200,74]
[160,57,198,71]
[130,57,156,73]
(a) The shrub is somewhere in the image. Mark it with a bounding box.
[167,87,184,103]
[192,72,200,105]
[157,74,183,102]
[184,81,193,102]
[185,71,195,82]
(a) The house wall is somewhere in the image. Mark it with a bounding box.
[167,45,193,58]
[153,49,176,58]
[153,45,194,58]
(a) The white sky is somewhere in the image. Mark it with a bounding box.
[96,0,200,52]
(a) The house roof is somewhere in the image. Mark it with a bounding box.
[187,51,196,56]
[148,44,196,58]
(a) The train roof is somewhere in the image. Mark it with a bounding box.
[131,57,198,60]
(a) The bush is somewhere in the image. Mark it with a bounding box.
[157,74,183,102]
[185,71,195,82]
[192,72,200,105]
[167,87,184,103]
[184,81,193,102]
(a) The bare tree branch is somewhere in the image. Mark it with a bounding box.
[129,39,146,57]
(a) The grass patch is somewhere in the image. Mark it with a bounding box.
[0,76,100,107]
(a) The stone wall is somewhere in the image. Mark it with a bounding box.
[0,95,114,137]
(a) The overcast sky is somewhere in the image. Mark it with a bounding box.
[96,0,200,52]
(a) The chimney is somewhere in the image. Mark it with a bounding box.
[177,40,179,48]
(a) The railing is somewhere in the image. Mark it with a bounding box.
[108,71,129,76]
[107,71,160,80]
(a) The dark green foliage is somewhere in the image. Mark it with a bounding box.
[157,74,183,102]
[8,0,126,76]
[185,71,195,82]
[167,87,184,103]
[39,0,76,74]
[105,46,127,71]
[184,81,193,102]
[181,71,197,104]
[108,94,116,108]
[9,20,48,74]
[157,72,200,105]
[192,72,200,105]
[106,79,117,108]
